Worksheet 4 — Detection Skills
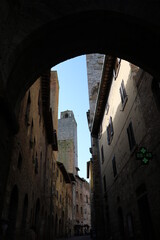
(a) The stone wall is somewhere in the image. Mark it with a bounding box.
[86,54,105,129]
[58,110,78,172]
[1,76,58,240]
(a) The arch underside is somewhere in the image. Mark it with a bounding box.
[0,3,159,112]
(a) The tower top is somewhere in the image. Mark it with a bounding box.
[60,110,75,121]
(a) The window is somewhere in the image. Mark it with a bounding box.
[107,117,114,145]
[99,123,103,139]
[86,195,88,203]
[76,205,78,213]
[35,152,38,174]
[56,190,58,200]
[81,207,83,215]
[30,120,34,148]
[76,191,78,199]
[80,193,82,201]
[127,122,136,151]
[101,145,104,164]
[112,156,117,177]
[113,58,121,80]
[103,175,107,193]
[119,80,128,109]
[106,102,109,115]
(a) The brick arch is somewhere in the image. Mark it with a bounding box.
[0,1,159,112]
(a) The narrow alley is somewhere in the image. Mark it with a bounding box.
[0,41,160,240]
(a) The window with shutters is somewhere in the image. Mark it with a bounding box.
[107,117,114,145]
[112,156,117,177]
[120,80,128,110]
[113,58,121,80]
[127,122,136,151]
[101,145,105,164]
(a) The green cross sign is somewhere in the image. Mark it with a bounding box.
[136,147,153,164]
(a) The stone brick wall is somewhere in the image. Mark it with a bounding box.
[1,76,58,240]
[86,54,105,128]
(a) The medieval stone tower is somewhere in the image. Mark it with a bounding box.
[58,110,78,175]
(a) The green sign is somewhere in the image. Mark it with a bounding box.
[136,147,152,164]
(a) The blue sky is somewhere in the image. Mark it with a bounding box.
[52,55,91,180]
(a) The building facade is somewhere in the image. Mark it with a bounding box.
[54,161,73,238]
[75,175,91,235]
[1,71,59,240]
[87,54,160,240]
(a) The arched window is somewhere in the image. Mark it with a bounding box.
[65,113,68,118]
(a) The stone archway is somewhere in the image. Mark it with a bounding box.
[0,0,160,233]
